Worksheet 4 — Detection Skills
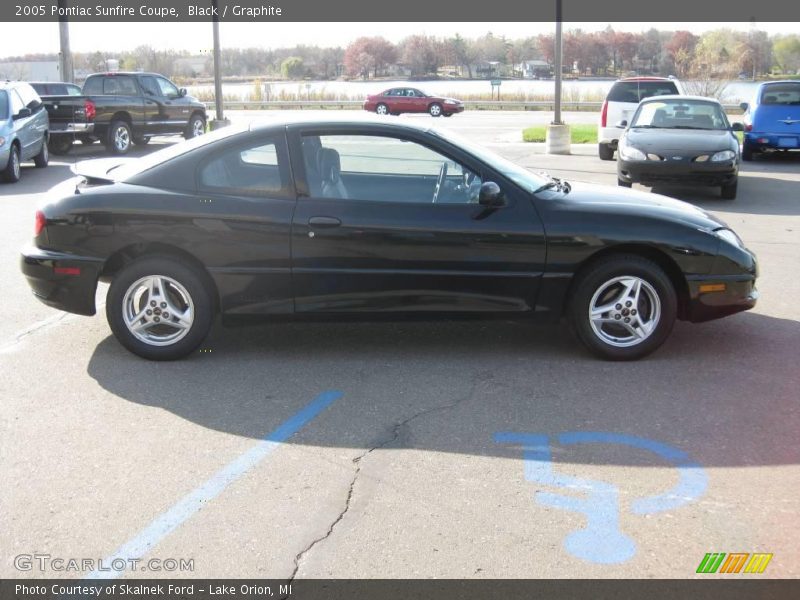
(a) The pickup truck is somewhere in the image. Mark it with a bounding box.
[42,72,207,155]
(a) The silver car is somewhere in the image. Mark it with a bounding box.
[1,81,49,183]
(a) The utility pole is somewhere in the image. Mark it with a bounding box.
[57,0,73,82]
[553,0,563,126]
[545,0,570,154]
[210,0,228,129]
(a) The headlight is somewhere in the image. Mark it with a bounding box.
[711,150,736,162]
[444,99,459,105]
[619,143,646,161]
[714,228,744,249]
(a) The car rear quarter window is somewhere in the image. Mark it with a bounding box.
[608,81,679,103]
[82,77,102,95]
[16,83,41,109]
[760,83,800,105]
[198,135,291,198]
[102,76,139,96]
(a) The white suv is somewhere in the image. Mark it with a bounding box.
[598,77,684,160]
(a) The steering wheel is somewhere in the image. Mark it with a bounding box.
[431,162,448,204]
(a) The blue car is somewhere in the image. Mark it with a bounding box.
[741,80,800,161]
[0,81,50,183]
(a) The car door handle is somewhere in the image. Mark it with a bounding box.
[308,216,341,228]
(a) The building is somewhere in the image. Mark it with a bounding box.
[0,61,60,81]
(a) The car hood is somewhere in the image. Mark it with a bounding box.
[558,181,727,230]
[624,128,734,153]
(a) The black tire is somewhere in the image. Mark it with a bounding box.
[106,256,215,361]
[721,181,738,200]
[569,255,677,360]
[617,177,632,188]
[184,114,206,139]
[375,103,389,116]
[741,141,754,161]
[48,136,73,155]
[598,143,615,161]
[443,113,453,118]
[429,103,443,117]
[107,120,132,155]
[132,135,150,146]
[2,144,21,183]
[33,138,49,168]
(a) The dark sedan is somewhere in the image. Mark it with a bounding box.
[363,87,464,117]
[21,118,757,361]
[617,96,743,199]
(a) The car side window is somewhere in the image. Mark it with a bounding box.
[82,77,102,95]
[198,135,290,198]
[102,76,138,96]
[156,77,179,98]
[140,76,159,96]
[0,91,8,119]
[16,83,41,109]
[301,134,483,204]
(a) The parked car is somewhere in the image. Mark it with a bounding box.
[21,118,757,361]
[0,81,49,183]
[363,88,464,117]
[617,96,743,199]
[29,81,82,97]
[41,71,207,156]
[740,80,800,160]
[598,77,683,160]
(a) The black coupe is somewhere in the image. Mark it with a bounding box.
[617,96,743,199]
[21,118,758,361]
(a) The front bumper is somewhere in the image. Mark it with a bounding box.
[618,158,738,187]
[444,105,465,114]
[684,274,758,322]
[20,246,103,316]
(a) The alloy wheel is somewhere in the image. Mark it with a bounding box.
[122,275,195,346]
[114,126,130,152]
[588,275,661,347]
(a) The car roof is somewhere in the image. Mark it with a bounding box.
[85,71,163,77]
[617,77,678,82]
[248,114,436,133]
[640,94,721,104]
[0,81,25,90]
[758,80,800,88]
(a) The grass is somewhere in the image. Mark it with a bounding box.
[522,124,597,144]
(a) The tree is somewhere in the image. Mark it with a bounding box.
[343,37,396,79]
[665,30,698,77]
[281,56,305,79]
[399,35,440,77]
[773,34,800,74]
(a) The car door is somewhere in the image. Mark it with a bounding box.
[406,88,427,113]
[8,89,36,159]
[154,75,192,133]
[288,125,547,314]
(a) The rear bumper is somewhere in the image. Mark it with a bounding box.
[684,274,758,322]
[50,122,95,135]
[744,132,800,151]
[20,246,103,316]
[598,125,624,146]
[618,159,738,187]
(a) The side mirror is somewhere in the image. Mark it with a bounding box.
[478,181,505,207]
[14,107,32,120]
[616,119,628,128]
[739,102,749,112]
[179,87,188,97]
[731,122,744,132]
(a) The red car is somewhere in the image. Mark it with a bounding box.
[363,87,464,117]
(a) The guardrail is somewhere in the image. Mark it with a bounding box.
[204,100,744,113]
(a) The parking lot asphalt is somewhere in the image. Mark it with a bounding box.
[1,110,798,580]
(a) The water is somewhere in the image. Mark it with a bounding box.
[188,79,763,103]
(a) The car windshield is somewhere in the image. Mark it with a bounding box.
[114,125,246,181]
[631,99,730,130]
[429,127,549,193]
[0,91,8,119]
[760,83,800,105]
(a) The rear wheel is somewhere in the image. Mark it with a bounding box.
[375,103,389,116]
[106,256,214,361]
[617,177,632,188]
[107,120,132,155]
[599,142,615,161]
[569,255,677,360]
[429,103,443,117]
[741,141,755,161]
[48,136,73,155]
[1,145,20,183]
[33,138,49,168]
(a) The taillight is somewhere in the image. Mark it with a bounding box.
[34,210,46,236]
[84,99,96,120]
[744,123,752,132]
[600,100,608,128]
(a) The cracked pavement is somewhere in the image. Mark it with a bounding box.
[2,111,799,579]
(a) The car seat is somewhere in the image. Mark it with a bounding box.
[317,148,349,199]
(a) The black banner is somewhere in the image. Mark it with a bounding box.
[2,580,799,600]
[1,0,798,22]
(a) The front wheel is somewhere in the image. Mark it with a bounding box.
[106,257,214,361]
[721,180,738,200]
[1,145,20,183]
[617,177,632,188]
[429,103,443,117]
[569,255,677,360]
[184,114,206,139]
[375,103,389,116]
[132,135,150,146]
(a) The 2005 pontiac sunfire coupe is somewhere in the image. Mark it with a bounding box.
[21,118,758,361]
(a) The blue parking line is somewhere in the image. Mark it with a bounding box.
[85,389,342,580]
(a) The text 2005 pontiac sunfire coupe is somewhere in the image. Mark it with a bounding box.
[21,118,758,361]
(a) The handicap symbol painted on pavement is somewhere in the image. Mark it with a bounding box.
[494,431,708,564]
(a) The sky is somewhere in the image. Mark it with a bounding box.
[0,22,796,59]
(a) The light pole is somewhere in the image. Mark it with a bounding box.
[57,0,73,83]
[545,0,570,154]
[553,0,563,126]
[210,0,229,129]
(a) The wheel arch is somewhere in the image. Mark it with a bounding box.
[566,243,690,320]
[100,242,220,312]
